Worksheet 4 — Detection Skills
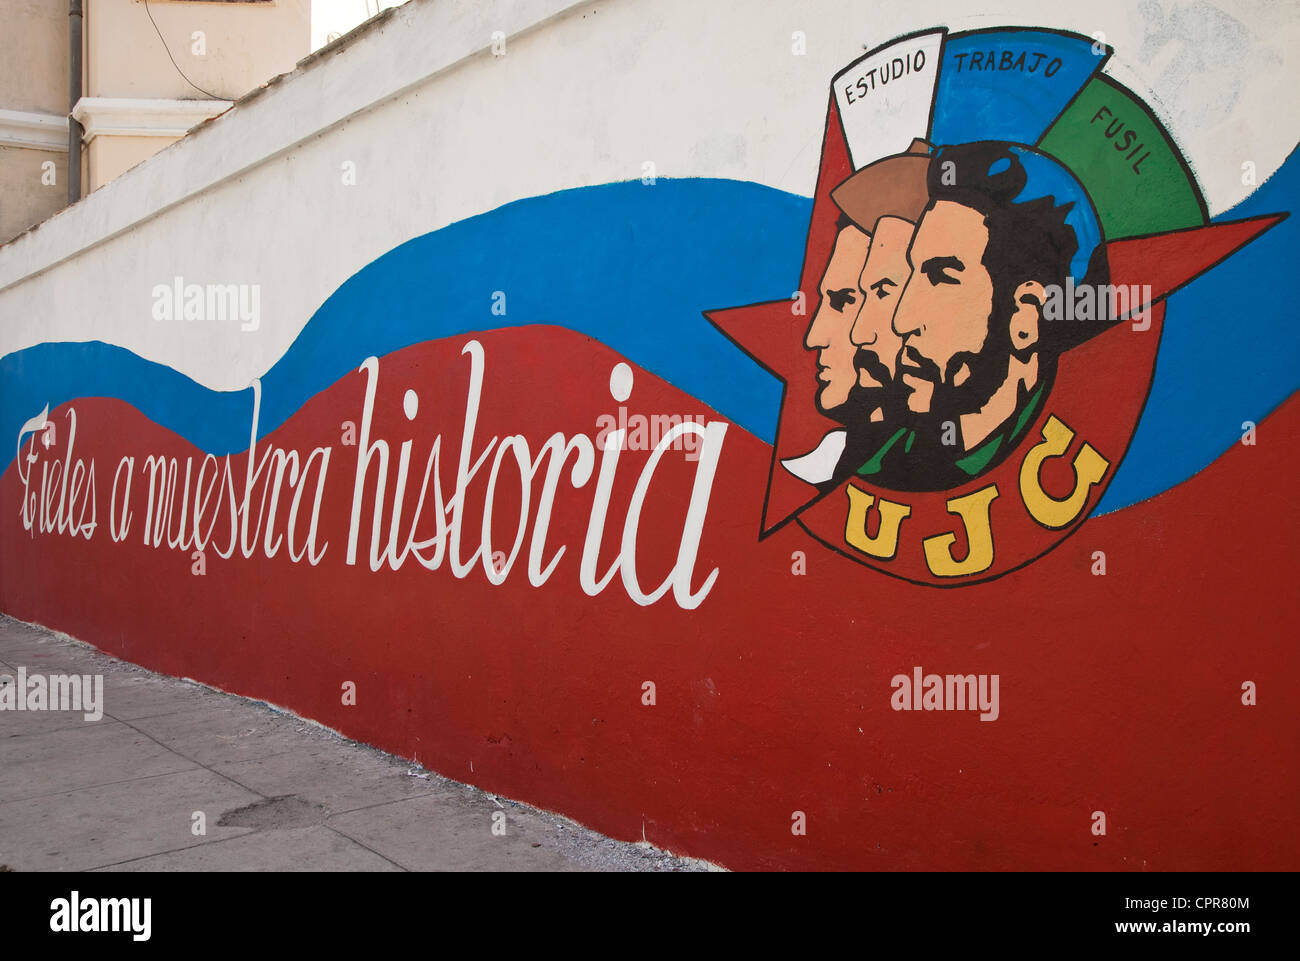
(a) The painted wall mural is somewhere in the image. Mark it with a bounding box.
[710,28,1283,587]
[1,25,1297,870]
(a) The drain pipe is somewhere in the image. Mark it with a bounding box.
[68,0,83,204]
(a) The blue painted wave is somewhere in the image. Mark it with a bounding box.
[1,178,800,458]
[1,158,1296,515]
[1104,147,1299,511]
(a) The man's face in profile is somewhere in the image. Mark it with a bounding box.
[850,215,912,402]
[805,224,871,414]
[890,200,1010,418]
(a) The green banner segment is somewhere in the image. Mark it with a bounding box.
[1039,76,1206,239]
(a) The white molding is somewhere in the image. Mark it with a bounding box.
[0,108,69,152]
[71,97,234,143]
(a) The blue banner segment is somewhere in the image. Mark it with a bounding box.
[931,29,1103,147]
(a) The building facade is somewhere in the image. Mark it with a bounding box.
[1,0,309,243]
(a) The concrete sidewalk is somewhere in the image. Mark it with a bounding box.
[0,615,711,872]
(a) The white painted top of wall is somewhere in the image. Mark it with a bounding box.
[0,0,1294,393]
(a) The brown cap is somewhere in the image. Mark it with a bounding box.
[830,138,932,234]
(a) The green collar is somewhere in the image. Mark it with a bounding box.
[954,383,1046,476]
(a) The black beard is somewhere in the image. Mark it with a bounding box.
[902,309,1017,442]
[827,349,894,428]
[853,349,893,398]
[816,346,895,421]
[829,381,891,486]
[836,347,897,440]
[836,382,888,431]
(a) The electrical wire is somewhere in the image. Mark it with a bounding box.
[142,0,225,100]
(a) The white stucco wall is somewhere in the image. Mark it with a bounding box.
[0,0,1294,392]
